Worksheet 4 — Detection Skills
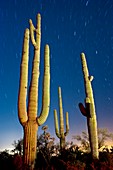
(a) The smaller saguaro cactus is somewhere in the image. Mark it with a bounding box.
[54,87,69,149]
[79,53,99,160]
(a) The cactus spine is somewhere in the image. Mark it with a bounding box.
[54,87,69,149]
[79,53,98,160]
[18,14,50,169]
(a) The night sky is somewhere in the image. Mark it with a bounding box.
[0,0,113,150]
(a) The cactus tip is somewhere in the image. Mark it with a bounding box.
[58,86,61,91]
[25,28,29,35]
[54,109,57,114]
[80,52,86,61]
[81,52,85,56]
[37,13,41,19]
[29,19,32,24]
[45,44,49,49]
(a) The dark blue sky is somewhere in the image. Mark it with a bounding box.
[0,0,113,150]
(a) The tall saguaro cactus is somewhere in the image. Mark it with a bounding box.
[79,53,98,160]
[18,14,50,169]
[54,87,69,149]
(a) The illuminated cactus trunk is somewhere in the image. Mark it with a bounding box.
[18,14,50,170]
[54,87,69,150]
[79,53,98,160]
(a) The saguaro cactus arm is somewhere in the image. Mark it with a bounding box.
[79,102,91,117]
[28,13,41,119]
[79,103,87,116]
[64,112,69,136]
[37,44,50,126]
[18,28,29,125]
[54,109,61,138]
[29,13,41,48]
